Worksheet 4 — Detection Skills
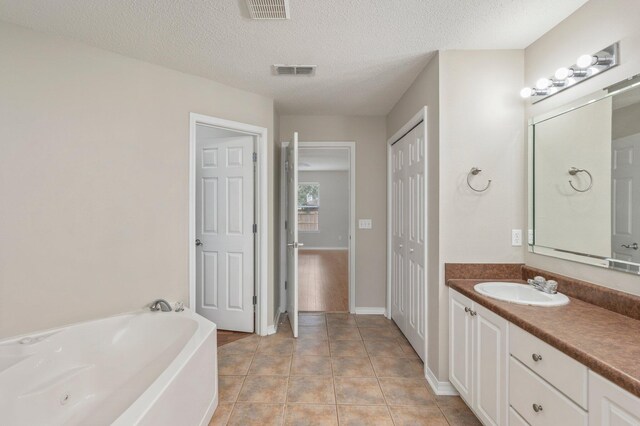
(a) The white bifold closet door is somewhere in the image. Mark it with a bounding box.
[391,122,426,361]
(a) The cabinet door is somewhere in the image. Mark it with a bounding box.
[473,303,508,426]
[449,289,473,405]
[589,371,640,426]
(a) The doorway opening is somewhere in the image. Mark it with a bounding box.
[189,113,268,336]
[279,141,356,325]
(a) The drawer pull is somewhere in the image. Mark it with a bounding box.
[464,307,470,313]
[469,310,477,316]
[532,403,543,413]
[532,353,543,362]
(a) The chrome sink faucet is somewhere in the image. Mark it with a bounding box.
[150,299,172,312]
[527,276,558,294]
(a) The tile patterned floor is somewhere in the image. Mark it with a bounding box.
[210,313,480,426]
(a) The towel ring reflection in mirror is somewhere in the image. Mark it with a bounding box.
[568,167,593,192]
[467,167,492,192]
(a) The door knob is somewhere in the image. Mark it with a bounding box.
[195,239,203,246]
[621,242,639,250]
[287,242,304,248]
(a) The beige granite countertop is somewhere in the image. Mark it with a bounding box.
[447,279,640,398]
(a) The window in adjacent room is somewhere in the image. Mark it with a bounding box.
[298,182,319,232]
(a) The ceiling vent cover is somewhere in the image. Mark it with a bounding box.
[273,65,317,76]
[246,0,291,20]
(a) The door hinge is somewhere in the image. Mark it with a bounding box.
[253,295,257,305]
[285,280,288,290]
[252,152,257,162]
[253,223,257,233]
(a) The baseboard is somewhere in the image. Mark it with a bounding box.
[267,310,282,335]
[300,247,348,251]
[425,367,459,396]
[354,307,387,315]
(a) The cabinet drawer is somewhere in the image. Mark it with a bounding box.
[509,357,587,426]
[509,407,529,426]
[509,324,588,408]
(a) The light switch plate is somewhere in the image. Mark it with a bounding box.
[359,219,372,229]
[512,229,522,246]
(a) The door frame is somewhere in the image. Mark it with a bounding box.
[386,106,429,370]
[189,113,268,336]
[280,141,357,313]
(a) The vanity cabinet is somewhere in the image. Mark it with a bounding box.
[449,287,640,426]
[449,290,508,426]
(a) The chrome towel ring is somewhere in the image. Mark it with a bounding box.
[467,167,492,192]
[568,167,593,192]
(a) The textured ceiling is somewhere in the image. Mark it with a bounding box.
[0,0,588,115]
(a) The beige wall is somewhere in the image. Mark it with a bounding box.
[279,115,388,309]
[385,50,525,382]
[386,54,440,377]
[438,50,526,381]
[0,21,277,338]
[524,0,640,296]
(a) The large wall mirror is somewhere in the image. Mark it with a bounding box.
[529,74,640,275]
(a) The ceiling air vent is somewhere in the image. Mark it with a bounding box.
[246,0,291,20]
[273,65,317,76]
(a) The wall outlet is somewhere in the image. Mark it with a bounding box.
[359,219,372,229]
[511,229,522,246]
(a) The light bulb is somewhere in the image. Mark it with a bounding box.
[576,54,595,68]
[520,87,533,98]
[555,67,572,80]
[536,78,552,89]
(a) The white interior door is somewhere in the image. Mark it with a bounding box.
[391,123,426,361]
[195,133,254,332]
[612,133,640,265]
[287,132,300,337]
[391,136,408,331]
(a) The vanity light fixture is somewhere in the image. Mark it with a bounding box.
[521,42,619,102]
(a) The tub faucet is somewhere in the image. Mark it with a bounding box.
[150,299,172,312]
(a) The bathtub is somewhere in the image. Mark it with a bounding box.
[0,308,218,426]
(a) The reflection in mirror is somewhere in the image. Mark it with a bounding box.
[530,75,640,275]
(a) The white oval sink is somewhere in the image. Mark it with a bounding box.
[474,282,569,307]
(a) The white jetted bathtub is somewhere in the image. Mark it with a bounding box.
[0,308,217,426]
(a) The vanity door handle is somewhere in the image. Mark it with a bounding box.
[621,242,639,250]
[532,353,543,362]
[469,310,477,317]
[532,403,543,413]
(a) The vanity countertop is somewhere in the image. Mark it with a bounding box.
[447,278,640,398]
